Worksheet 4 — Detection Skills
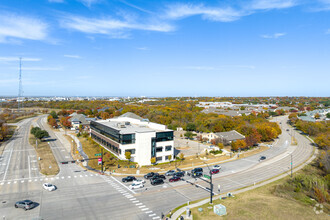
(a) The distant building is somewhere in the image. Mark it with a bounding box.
[90,112,174,166]
[68,113,90,130]
[202,107,251,117]
[202,130,245,144]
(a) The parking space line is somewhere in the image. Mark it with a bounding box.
[135,203,143,206]
[141,208,149,211]
[145,211,152,214]
[152,217,160,219]
[132,200,139,203]
[149,214,156,217]
[138,205,146,208]
[130,198,136,200]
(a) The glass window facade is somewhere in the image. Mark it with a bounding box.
[90,121,135,145]
[155,131,174,142]
[125,149,136,155]
[156,156,162,162]
[156,147,163,152]
[165,146,172,151]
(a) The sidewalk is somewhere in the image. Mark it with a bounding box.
[170,147,318,220]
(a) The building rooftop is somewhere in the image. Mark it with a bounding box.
[215,130,245,141]
[97,121,156,134]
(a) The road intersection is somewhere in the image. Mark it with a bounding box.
[0,115,314,219]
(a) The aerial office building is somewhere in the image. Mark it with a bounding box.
[90,112,174,166]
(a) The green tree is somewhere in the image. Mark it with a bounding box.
[186,123,196,131]
[168,155,172,162]
[184,131,194,139]
[327,113,330,119]
[50,111,58,119]
[125,151,131,164]
[31,127,41,135]
[34,130,49,141]
[179,152,185,161]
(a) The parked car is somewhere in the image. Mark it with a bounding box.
[144,172,155,179]
[174,171,185,177]
[211,169,219,174]
[286,129,289,131]
[260,156,266,160]
[43,183,56,191]
[122,176,136,182]
[150,174,166,181]
[193,171,203,177]
[129,183,144,189]
[133,179,145,184]
[151,178,164,185]
[212,165,221,170]
[165,170,176,176]
[15,200,35,211]
[169,176,181,182]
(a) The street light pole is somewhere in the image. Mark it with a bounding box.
[202,161,213,204]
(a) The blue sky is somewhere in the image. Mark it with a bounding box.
[0,0,329,97]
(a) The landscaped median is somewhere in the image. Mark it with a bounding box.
[29,127,59,175]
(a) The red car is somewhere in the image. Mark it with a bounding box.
[169,176,181,182]
[211,169,219,174]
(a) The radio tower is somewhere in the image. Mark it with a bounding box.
[18,57,23,111]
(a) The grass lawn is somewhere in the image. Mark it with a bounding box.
[29,132,59,176]
[189,170,329,220]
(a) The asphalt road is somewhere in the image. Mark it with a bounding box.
[0,115,314,220]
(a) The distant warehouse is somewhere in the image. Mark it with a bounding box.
[90,112,174,166]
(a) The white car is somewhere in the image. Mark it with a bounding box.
[43,183,56,191]
[129,183,144,189]
[212,165,222,170]
[133,179,146,184]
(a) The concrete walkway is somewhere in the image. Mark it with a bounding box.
[170,147,317,220]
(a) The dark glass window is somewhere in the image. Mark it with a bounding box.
[125,149,136,155]
[156,131,174,142]
[156,147,163,152]
[165,146,172,151]
[156,156,162,162]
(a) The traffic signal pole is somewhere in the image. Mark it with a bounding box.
[101,147,104,174]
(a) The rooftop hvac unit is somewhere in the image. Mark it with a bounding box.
[125,122,130,125]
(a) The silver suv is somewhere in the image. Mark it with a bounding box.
[15,200,35,210]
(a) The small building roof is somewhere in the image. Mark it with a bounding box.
[214,130,245,142]
[119,112,144,120]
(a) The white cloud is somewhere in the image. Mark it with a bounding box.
[64,54,82,59]
[165,4,245,22]
[0,57,41,62]
[249,0,297,10]
[78,0,100,7]
[60,15,174,38]
[0,12,48,43]
[163,1,298,23]
[261,32,286,38]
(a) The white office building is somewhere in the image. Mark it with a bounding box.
[90,112,174,166]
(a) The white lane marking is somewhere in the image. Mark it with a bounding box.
[152,217,160,219]
[3,148,13,181]
[40,179,43,181]
[132,200,139,203]
[130,198,136,200]
[138,205,146,208]
[51,178,54,180]
[135,203,143,206]
[141,208,149,211]
[126,195,133,198]
[149,214,156,217]
[68,176,71,178]
[28,155,31,179]
[14,181,17,184]
[61,177,64,179]
[110,176,137,195]
[80,175,83,177]
[0,183,4,185]
[90,174,93,177]
[35,179,38,182]
[145,211,152,214]
[85,175,88,177]
[21,180,24,183]
[123,193,130,195]
[45,178,48,181]
[7,182,11,184]
[74,176,77,178]
[29,180,32,182]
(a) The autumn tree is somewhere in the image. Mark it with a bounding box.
[150,157,156,164]
[231,139,247,151]
[49,111,58,119]
[125,151,131,164]
[314,113,320,119]
[178,153,185,161]
[245,129,262,147]
[100,112,110,120]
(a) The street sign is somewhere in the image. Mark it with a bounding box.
[95,153,102,156]
[204,174,211,180]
